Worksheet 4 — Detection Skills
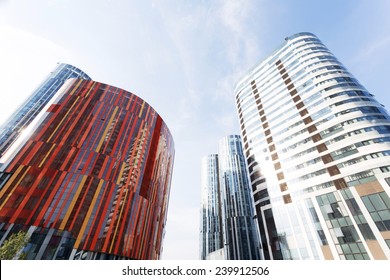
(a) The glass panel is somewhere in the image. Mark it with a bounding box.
[328,193,337,203]
[375,221,386,231]
[354,254,364,260]
[339,218,347,227]
[341,244,351,254]
[379,192,390,209]
[383,219,390,230]
[358,215,367,223]
[371,212,381,222]
[378,210,390,220]
[331,219,339,227]
[369,195,387,211]
[358,223,376,240]
[362,196,375,212]
[357,243,365,252]
[349,243,360,253]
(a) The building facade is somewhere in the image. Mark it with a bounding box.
[0,72,174,259]
[200,135,260,260]
[235,32,390,260]
[0,63,91,161]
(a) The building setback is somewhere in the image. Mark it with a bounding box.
[200,135,260,260]
[235,32,390,260]
[0,69,174,260]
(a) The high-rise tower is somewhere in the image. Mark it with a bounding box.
[0,63,91,161]
[235,32,390,260]
[0,68,174,260]
[219,135,260,260]
[200,135,260,260]
[200,154,224,260]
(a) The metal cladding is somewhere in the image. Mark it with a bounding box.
[0,77,174,260]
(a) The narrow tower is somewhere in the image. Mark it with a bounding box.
[218,135,260,260]
[200,154,224,260]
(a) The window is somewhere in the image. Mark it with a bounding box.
[361,192,390,232]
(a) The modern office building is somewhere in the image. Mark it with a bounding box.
[200,135,260,260]
[235,32,390,260]
[0,63,91,161]
[0,70,175,259]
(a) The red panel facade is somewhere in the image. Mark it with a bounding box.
[0,79,174,260]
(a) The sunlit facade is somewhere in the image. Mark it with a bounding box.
[0,75,174,260]
[235,32,390,260]
[0,63,91,161]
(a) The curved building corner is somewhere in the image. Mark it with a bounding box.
[235,32,390,260]
[0,66,175,260]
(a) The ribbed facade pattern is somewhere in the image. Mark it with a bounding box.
[0,63,91,160]
[218,135,260,260]
[235,32,390,260]
[0,78,174,260]
[200,135,260,260]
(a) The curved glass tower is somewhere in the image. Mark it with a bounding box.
[200,135,260,260]
[0,73,174,259]
[235,32,390,260]
[218,135,260,260]
[0,63,91,160]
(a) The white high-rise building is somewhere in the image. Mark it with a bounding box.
[235,32,390,260]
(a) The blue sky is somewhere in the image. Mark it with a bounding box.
[0,0,389,260]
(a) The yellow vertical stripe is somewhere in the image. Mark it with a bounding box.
[38,144,57,168]
[138,101,145,118]
[68,79,84,95]
[74,180,104,248]
[46,79,83,142]
[95,107,118,152]
[0,166,29,208]
[109,189,128,253]
[116,162,126,185]
[59,175,87,230]
[84,81,95,98]
[47,96,80,142]
[138,207,150,259]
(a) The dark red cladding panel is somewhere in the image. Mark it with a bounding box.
[139,116,162,199]
[47,104,61,113]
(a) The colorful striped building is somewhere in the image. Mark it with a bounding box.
[0,66,174,260]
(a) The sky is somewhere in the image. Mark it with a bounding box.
[0,0,389,260]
